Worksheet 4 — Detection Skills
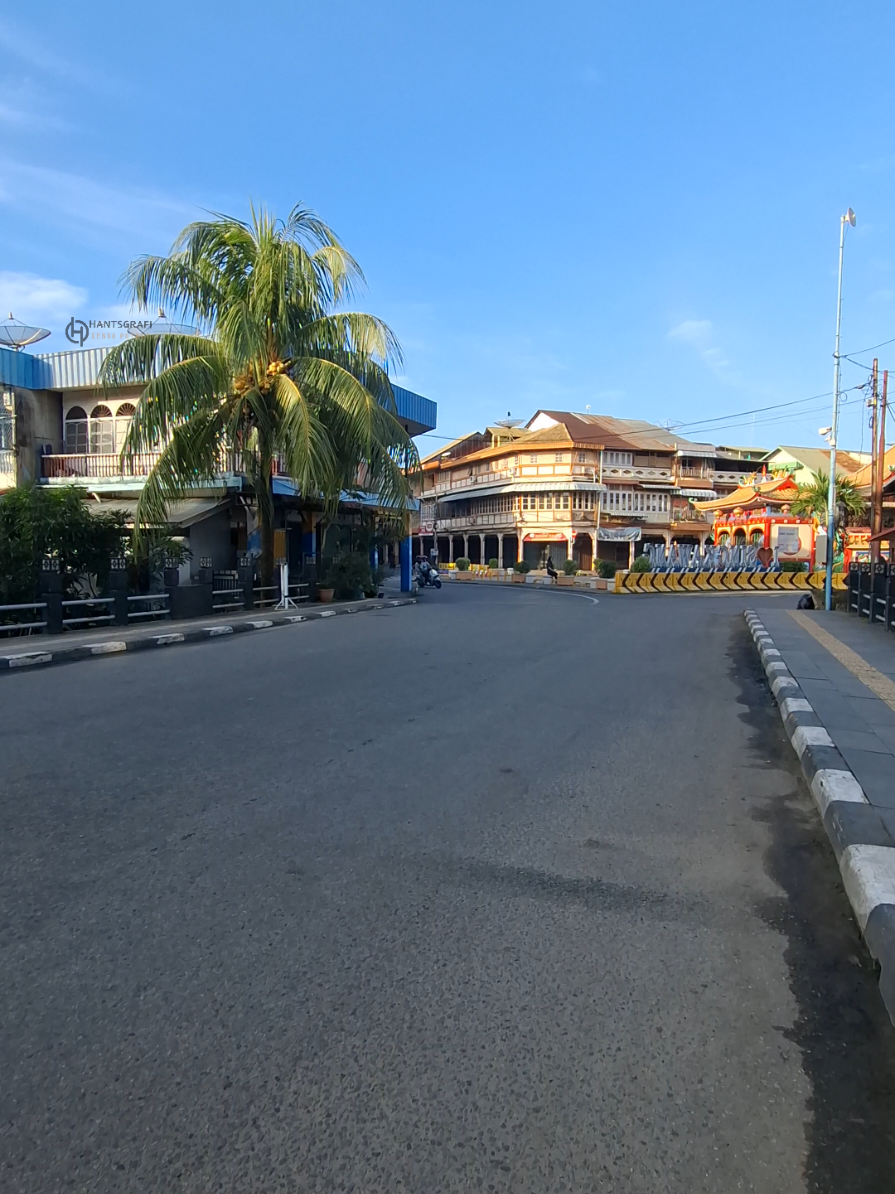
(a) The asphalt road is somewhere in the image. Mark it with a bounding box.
[3,585,895,1193]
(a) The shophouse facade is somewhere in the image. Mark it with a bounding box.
[415,411,764,569]
[0,342,435,573]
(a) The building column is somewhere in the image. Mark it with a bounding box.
[449,536,455,564]
[463,534,469,560]
[589,532,597,572]
[400,536,412,592]
[479,534,485,565]
[568,536,575,568]
[628,538,636,568]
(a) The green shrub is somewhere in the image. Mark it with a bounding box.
[488,557,499,569]
[562,558,577,575]
[630,554,652,573]
[780,559,807,573]
[0,484,128,604]
[597,559,617,578]
[513,559,531,574]
[455,556,471,571]
[319,551,373,599]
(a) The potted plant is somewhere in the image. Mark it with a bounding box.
[488,556,499,576]
[454,556,472,579]
[557,558,578,586]
[511,559,531,583]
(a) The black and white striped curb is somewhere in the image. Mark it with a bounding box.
[745,609,895,1024]
[0,598,417,676]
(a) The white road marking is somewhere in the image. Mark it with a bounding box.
[89,642,126,654]
[154,634,185,645]
[6,653,52,667]
[780,696,814,717]
[205,626,233,636]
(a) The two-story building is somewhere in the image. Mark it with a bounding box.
[415,411,764,570]
[0,341,436,571]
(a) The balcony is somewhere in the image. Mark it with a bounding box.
[42,449,244,490]
[43,452,164,480]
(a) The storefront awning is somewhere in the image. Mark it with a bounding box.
[437,478,607,503]
[86,496,231,528]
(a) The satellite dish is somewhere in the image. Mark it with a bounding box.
[0,312,51,351]
[493,417,523,429]
[127,307,198,337]
[847,208,856,227]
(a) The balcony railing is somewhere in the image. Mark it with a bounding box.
[42,450,243,481]
[43,453,164,479]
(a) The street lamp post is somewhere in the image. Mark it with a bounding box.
[592,447,604,571]
[825,207,856,611]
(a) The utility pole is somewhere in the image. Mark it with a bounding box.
[592,447,604,571]
[875,370,889,558]
[870,359,879,559]
[826,208,856,611]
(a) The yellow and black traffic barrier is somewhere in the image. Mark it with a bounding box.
[614,570,846,594]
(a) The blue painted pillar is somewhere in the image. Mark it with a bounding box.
[400,536,412,592]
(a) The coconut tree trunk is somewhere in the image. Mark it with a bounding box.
[258,449,275,588]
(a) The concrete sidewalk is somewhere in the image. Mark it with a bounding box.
[747,605,895,1025]
[0,594,417,675]
[758,607,895,808]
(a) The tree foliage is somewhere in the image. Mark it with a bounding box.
[100,203,419,581]
[0,486,127,604]
[791,470,866,521]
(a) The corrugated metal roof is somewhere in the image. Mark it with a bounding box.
[0,345,53,389]
[87,497,230,527]
[392,384,437,435]
[28,350,437,434]
[35,346,114,390]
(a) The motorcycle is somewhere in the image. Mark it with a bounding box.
[414,559,442,589]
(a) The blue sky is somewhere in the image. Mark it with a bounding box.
[2,0,895,454]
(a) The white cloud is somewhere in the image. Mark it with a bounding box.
[0,271,88,324]
[0,24,106,90]
[668,319,713,344]
[0,158,196,248]
[668,318,735,378]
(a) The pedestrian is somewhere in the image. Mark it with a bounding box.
[546,554,558,581]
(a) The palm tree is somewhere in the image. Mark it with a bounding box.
[99,204,417,582]
[790,469,867,523]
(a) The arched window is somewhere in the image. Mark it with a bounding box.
[718,532,729,546]
[750,529,764,546]
[733,529,747,545]
[114,402,136,451]
[89,404,114,453]
[65,406,88,454]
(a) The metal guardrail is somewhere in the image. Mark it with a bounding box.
[127,594,170,621]
[848,562,893,629]
[0,601,48,636]
[61,596,115,627]
[253,584,278,609]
